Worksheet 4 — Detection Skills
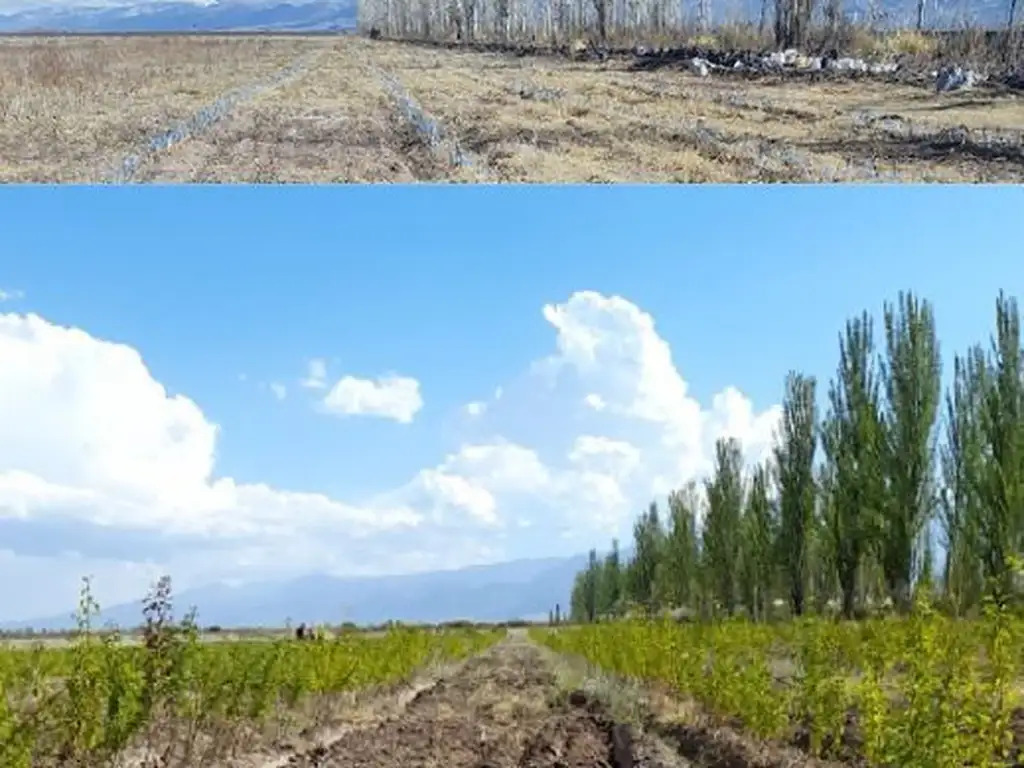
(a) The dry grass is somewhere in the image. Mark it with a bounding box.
[383,41,1024,182]
[1,33,1022,182]
[134,37,481,182]
[0,35,326,182]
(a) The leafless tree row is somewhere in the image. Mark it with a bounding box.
[358,0,703,46]
[358,0,1020,52]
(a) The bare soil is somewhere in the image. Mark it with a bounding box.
[1,33,1022,182]
[258,632,670,768]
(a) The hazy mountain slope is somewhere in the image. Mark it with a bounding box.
[0,1,357,33]
[1,552,594,631]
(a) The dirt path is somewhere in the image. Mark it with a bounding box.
[260,631,675,768]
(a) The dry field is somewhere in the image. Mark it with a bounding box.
[1,33,1023,182]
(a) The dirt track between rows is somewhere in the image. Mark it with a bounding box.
[266,632,650,768]
[3,33,1023,182]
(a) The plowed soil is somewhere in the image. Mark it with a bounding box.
[257,632,670,768]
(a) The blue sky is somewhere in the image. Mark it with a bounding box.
[0,185,1020,621]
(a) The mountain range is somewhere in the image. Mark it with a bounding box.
[0,0,1010,35]
[1,552,594,631]
[0,1,357,34]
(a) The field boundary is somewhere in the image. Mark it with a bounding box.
[101,47,327,183]
[367,34,1024,90]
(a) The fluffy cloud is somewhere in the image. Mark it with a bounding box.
[300,357,423,423]
[542,291,780,487]
[388,293,781,542]
[321,374,423,424]
[0,290,781,618]
[0,313,423,542]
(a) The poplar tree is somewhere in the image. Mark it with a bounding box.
[822,313,884,619]
[597,539,622,617]
[626,502,664,614]
[743,463,777,621]
[878,292,942,611]
[975,294,1024,606]
[774,371,818,617]
[657,484,701,611]
[703,438,745,616]
[940,347,986,613]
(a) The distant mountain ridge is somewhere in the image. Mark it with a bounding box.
[0,1,357,34]
[0,0,1010,34]
[0,552,601,631]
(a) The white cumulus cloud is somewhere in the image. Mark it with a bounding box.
[0,312,423,543]
[321,374,423,424]
[0,289,782,618]
[447,291,782,534]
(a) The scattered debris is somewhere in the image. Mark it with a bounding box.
[935,64,983,92]
[688,57,711,77]
[743,49,897,75]
[627,43,902,78]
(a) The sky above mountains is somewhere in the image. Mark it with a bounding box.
[1,0,263,10]
[0,0,1005,29]
[0,186,1020,623]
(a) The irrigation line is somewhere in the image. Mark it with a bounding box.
[370,65,491,180]
[102,49,326,184]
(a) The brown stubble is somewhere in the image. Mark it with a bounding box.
[1,34,1021,182]
[0,35,327,182]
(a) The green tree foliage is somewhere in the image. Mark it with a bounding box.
[975,293,1024,606]
[703,438,745,616]
[823,313,884,619]
[597,539,623,617]
[625,502,664,614]
[878,291,942,610]
[741,464,776,621]
[569,290,1024,623]
[775,371,818,617]
[569,550,600,622]
[941,347,987,614]
[655,485,701,611]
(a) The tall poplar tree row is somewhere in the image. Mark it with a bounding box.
[567,291,1024,623]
